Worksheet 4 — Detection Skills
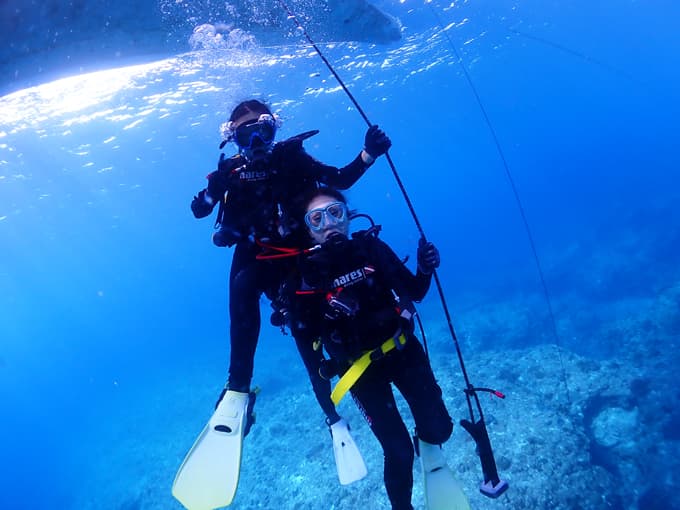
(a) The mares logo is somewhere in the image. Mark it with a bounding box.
[332,266,375,288]
[239,169,268,181]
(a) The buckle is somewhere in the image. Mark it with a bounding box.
[394,331,407,351]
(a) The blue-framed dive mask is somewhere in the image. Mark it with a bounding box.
[304,202,348,231]
[220,114,278,151]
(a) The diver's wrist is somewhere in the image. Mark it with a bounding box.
[361,149,375,165]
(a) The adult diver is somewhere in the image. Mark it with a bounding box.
[285,186,471,510]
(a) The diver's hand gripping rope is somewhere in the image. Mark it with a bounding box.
[277,0,508,498]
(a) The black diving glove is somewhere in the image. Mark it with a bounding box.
[319,358,341,380]
[206,154,238,201]
[212,225,243,247]
[417,237,440,274]
[364,125,392,159]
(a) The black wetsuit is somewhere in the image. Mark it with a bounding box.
[191,133,371,393]
[289,234,453,510]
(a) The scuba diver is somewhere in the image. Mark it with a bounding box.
[173,99,391,509]
[285,187,471,510]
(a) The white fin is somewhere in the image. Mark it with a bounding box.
[330,418,368,485]
[172,391,250,509]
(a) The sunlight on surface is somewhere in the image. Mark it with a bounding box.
[0,61,176,128]
[0,49,294,137]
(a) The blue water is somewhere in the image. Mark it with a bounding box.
[1,1,679,509]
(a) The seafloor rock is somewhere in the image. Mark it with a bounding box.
[590,405,639,452]
[70,337,679,510]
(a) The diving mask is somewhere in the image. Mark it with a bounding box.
[305,202,348,231]
[220,113,279,150]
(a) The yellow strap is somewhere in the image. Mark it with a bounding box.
[330,333,407,405]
